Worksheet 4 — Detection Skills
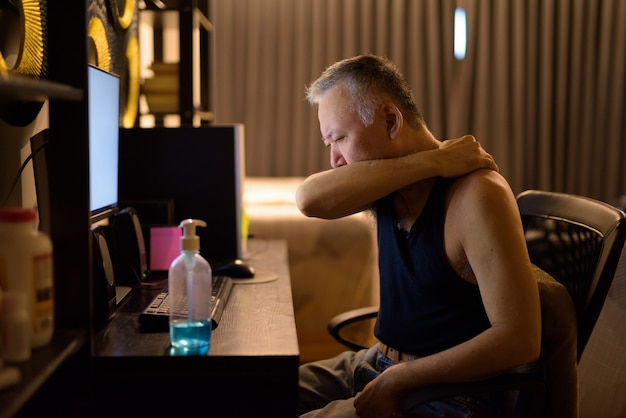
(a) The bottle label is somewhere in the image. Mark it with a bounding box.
[31,253,54,336]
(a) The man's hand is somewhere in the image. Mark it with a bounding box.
[435,135,499,178]
[353,371,404,418]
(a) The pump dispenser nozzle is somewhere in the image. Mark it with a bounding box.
[179,219,207,251]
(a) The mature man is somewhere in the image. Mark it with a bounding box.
[296,54,541,418]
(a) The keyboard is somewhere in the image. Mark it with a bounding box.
[139,275,234,330]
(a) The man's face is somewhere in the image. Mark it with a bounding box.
[317,84,391,168]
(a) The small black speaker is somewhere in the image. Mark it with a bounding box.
[109,206,147,287]
[91,225,117,327]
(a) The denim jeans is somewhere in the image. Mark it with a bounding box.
[298,345,495,418]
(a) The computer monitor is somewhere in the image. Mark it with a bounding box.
[31,65,121,233]
[87,64,120,224]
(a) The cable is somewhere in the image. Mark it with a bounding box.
[1,135,48,207]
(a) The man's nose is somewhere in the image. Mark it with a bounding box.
[330,147,346,168]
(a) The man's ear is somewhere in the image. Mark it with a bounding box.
[383,103,403,139]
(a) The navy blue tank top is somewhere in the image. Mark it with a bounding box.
[374,177,490,356]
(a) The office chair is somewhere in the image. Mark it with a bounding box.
[327,190,626,417]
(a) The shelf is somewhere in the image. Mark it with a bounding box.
[139,0,213,125]
[0,329,87,418]
[1,2,107,416]
[0,74,83,103]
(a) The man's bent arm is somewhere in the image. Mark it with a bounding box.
[295,136,498,219]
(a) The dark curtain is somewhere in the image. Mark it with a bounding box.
[212,0,626,206]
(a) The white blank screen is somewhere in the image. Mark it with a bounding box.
[88,65,120,215]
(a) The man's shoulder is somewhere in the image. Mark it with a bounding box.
[445,169,514,209]
[450,168,510,194]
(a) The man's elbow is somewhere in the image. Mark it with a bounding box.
[295,185,317,217]
[524,337,542,364]
[295,184,333,218]
[517,330,542,365]
[295,187,346,219]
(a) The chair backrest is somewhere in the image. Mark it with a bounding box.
[517,190,626,361]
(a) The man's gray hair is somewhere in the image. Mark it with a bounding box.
[305,54,425,129]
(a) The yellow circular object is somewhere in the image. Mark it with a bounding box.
[107,0,136,32]
[0,0,46,126]
[16,0,44,77]
[88,17,111,72]
[123,35,140,128]
[0,0,45,75]
[0,52,9,76]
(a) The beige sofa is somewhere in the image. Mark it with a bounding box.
[244,177,379,363]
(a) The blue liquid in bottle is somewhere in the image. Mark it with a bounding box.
[168,257,212,349]
[170,320,211,349]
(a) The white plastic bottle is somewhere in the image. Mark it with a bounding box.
[169,219,212,349]
[0,208,54,348]
[0,291,31,363]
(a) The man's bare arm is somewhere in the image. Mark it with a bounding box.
[353,172,541,418]
[295,136,498,219]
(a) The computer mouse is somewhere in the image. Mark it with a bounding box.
[213,259,256,279]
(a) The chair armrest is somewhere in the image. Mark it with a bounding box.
[399,362,546,417]
[327,306,379,351]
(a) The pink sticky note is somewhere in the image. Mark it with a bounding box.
[150,226,182,271]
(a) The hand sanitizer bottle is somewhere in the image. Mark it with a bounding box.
[169,219,212,349]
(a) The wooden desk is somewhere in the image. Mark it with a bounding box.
[92,239,299,417]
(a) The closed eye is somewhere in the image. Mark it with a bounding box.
[322,136,345,148]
